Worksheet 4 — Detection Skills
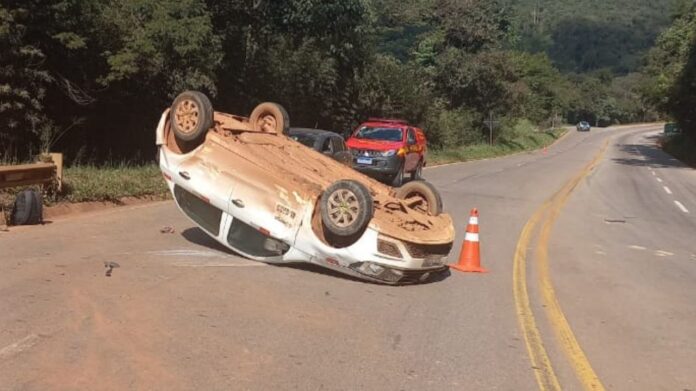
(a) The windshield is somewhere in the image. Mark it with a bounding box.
[289,134,317,148]
[354,126,403,142]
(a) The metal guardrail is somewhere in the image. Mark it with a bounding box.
[0,153,63,190]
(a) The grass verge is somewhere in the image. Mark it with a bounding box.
[60,164,169,203]
[429,127,567,166]
[661,133,696,167]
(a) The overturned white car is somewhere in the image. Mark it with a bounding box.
[156,91,455,284]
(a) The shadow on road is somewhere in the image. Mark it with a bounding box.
[612,135,686,169]
[181,227,236,254]
[277,262,451,286]
[180,228,451,286]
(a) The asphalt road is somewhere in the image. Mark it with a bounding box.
[1,124,694,390]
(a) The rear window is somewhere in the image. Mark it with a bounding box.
[354,126,403,142]
[289,133,317,148]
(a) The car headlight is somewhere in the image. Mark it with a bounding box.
[380,149,397,157]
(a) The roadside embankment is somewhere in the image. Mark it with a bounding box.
[429,127,567,166]
[0,164,169,222]
[661,133,696,167]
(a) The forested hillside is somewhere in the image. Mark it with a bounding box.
[643,1,696,165]
[0,0,681,164]
[510,0,675,73]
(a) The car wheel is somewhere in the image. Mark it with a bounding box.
[11,189,43,225]
[320,180,373,238]
[170,91,214,145]
[391,165,404,187]
[411,161,423,181]
[249,102,290,135]
[394,180,443,216]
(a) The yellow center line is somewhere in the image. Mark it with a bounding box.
[513,202,562,391]
[514,139,610,391]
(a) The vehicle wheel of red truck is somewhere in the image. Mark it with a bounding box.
[170,91,214,144]
[411,161,423,180]
[395,180,443,216]
[320,180,373,238]
[391,166,404,187]
[249,102,290,135]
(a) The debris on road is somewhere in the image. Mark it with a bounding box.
[104,261,120,277]
[160,226,176,234]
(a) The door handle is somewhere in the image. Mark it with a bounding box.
[179,171,190,180]
[232,199,245,208]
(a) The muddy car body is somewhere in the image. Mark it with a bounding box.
[156,91,454,284]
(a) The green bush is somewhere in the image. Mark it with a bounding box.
[662,133,696,167]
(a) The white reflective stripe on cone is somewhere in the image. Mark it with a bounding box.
[469,217,479,225]
[464,232,479,242]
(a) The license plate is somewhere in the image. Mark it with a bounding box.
[357,157,373,165]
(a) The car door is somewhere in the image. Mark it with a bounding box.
[169,149,238,240]
[222,157,306,259]
[405,128,419,172]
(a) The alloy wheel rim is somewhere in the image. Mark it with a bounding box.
[327,189,360,228]
[174,99,199,134]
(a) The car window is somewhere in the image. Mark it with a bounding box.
[354,126,403,142]
[331,136,345,152]
[407,128,416,145]
[173,185,222,236]
[227,218,289,257]
[289,133,317,148]
[321,138,332,153]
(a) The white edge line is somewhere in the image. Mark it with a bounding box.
[674,200,689,214]
[663,186,672,195]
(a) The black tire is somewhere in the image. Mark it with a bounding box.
[249,102,290,135]
[411,161,423,181]
[391,165,404,187]
[169,91,214,144]
[320,180,373,237]
[394,180,443,216]
[11,189,43,225]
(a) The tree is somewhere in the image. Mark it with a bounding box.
[0,5,52,158]
[432,0,511,53]
[644,3,696,136]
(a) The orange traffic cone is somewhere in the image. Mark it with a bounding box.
[449,209,488,273]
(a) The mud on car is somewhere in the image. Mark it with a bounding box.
[156,91,455,284]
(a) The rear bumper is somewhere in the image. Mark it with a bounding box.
[352,155,403,178]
